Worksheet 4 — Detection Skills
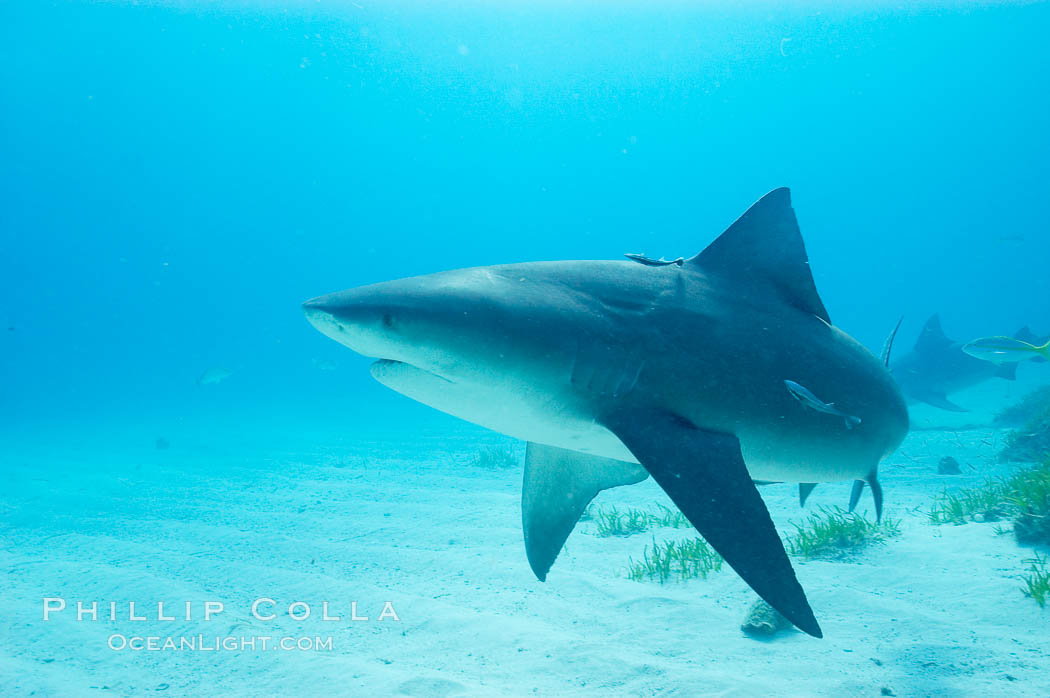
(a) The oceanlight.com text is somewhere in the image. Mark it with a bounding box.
[107,634,334,652]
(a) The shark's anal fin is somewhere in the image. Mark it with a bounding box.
[799,483,817,507]
[521,442,648,582]
[602,407,822,638]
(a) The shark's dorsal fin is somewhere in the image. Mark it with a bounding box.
[1015,325,1036,343]
[915,314,953,355]
[690,188,831,324]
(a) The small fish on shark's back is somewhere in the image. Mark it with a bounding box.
[624,253,684,267]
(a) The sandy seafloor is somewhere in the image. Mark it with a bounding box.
[2,375,1049,697]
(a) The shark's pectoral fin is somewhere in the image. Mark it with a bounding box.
[799,483,817,507]
[914,390,969,413]
[521,442,648,582]
[602,407,822,639]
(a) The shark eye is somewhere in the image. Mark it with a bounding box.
[381,313,395,329]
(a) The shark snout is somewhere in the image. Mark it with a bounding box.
[303,270,514,379]
[301,295,334,325]
[302,279,466,367]
[301,288,398,355]
[302,291,360,315]
[303,295,344,336]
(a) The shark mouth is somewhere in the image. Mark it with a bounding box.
[370,359,455,385]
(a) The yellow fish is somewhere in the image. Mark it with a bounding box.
[961,336,1050,364]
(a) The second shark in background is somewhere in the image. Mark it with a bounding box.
[890,315,1048,412]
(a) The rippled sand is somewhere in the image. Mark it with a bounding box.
[2,378,1049,696]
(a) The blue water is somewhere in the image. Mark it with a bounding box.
[2,1,1049,694]
[4,0,1048,441]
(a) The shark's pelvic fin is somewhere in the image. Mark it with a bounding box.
[521,442,648,582]
[602,407,822,638]
[799,483,817,508]
[914,390,969,413]
[689,187,831,325]
[848,480,865,513]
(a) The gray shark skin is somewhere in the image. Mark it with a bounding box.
[890,314,1021,412]
[303,188,909,638]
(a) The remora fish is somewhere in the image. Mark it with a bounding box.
[804,316,903,512]
[303,188,909,638]
[784,380,862,430]
[624,253,685,267]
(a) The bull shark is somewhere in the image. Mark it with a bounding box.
[302,188,909,638]
[889,315,1044,412]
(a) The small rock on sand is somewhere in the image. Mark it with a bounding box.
[937,456,961,475]
[741,599,792,637]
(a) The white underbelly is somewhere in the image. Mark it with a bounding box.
[371,360,865,484]
[371,360,636,461]
[738,429,872,483]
